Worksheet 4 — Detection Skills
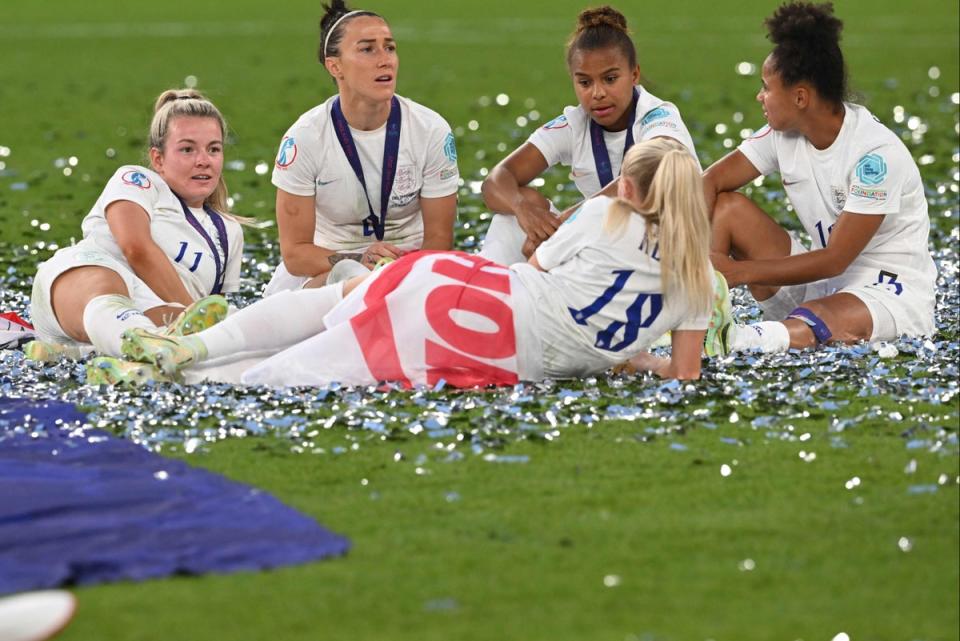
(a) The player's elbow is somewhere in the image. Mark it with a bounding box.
[480,172,500,208]
[118,239,154,268]
[280,242,317,277]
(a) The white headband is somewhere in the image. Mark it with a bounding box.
[323,10,367,58]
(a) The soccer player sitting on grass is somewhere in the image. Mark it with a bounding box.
[262,0,459,295]
[25,89,247,377]
[703,1,936,355]
[478,5,699,266]
[92,138,719,387]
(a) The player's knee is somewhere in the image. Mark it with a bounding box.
[712,192,751,223]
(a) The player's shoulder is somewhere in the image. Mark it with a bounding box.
[285,100,335,136]
[106,165,165,192]
[577,194,614,221]
[538,103,588,134]
[846,103,912,159]
[635,87,685,126]
[396,94,452,132]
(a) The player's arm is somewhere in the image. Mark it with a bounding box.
[420,193,457,251]
[481,143,559,242]
[105,200,194,306]
[626,329,705,379]
[702,150,761,217]
[712,211,885,287]
[275,188,341,277]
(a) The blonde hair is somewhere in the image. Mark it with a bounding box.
[603,138,713,315]
[149,89,252,224]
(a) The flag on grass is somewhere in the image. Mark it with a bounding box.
[0,397,350,594]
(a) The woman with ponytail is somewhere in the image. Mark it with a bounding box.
[26,89,245,376]
[479,5,699,266]
[264,0,459,295]
[106,138,714,386]
[703,1,936,355]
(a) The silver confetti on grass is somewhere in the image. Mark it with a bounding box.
[0,91,957,465]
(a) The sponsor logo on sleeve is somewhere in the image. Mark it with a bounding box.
[850,184,888,201]
[439,167,458,181]
[855,153,887,185]
[443,132,458,163]
[121,170,152,189]
[640,107,670,126]
[275,136,297,169]
[542,115,568,130]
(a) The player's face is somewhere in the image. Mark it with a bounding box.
[150,116,224,208]
[330,17,398,103]
[569,47,640,130]
[757,55,800,132]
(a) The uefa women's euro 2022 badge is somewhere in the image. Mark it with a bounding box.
[275,136,297,169]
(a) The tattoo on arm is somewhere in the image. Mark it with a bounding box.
[328,252,363,267]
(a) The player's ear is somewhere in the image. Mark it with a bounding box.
[324,56,343,80]
[630,64,640,85]
[149,147,163,173]
[794,85,809,109]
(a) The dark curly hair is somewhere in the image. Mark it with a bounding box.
[765,1,847,106]
[566,5,637,69]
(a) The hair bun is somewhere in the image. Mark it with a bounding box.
[576,5,629,34]
[154,89,205,113]
[766,1,842,48]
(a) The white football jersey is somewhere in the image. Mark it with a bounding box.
[272,94,460,252]
[738,102,936,310]
[527,86,700,198]
[513,196,712,377]
[78,165,244,299]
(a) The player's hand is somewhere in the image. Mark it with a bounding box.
[521,236,541,259]
[710,252,747,287]
[515,202,560,243]
[361,242,404,268]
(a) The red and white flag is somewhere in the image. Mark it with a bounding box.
[0,312,35,350]
[242,251,542,388]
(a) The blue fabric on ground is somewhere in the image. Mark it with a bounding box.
[0,397,350,595]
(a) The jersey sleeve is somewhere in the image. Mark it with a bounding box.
[100,166,162,218]
[736,125,779,176]
[221,221,245,293]
[534,201,600,270]
[420,124,460,198]
[527,114,574,168]
[635,105,697,157]
[843,145,908,215]
[271,124,321,197]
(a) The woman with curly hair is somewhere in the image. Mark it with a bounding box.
[704,1,936,354]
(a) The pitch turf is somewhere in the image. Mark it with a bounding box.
[1,1,957,639]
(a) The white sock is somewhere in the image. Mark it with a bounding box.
[192,283,344,362]
[730,321,790,353]
[82,294,157,357]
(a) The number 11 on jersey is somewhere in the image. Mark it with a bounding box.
[174,241,203,272]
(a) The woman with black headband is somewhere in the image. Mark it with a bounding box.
[264,0,460,295]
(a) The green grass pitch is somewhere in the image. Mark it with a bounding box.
[0,1,957,640]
